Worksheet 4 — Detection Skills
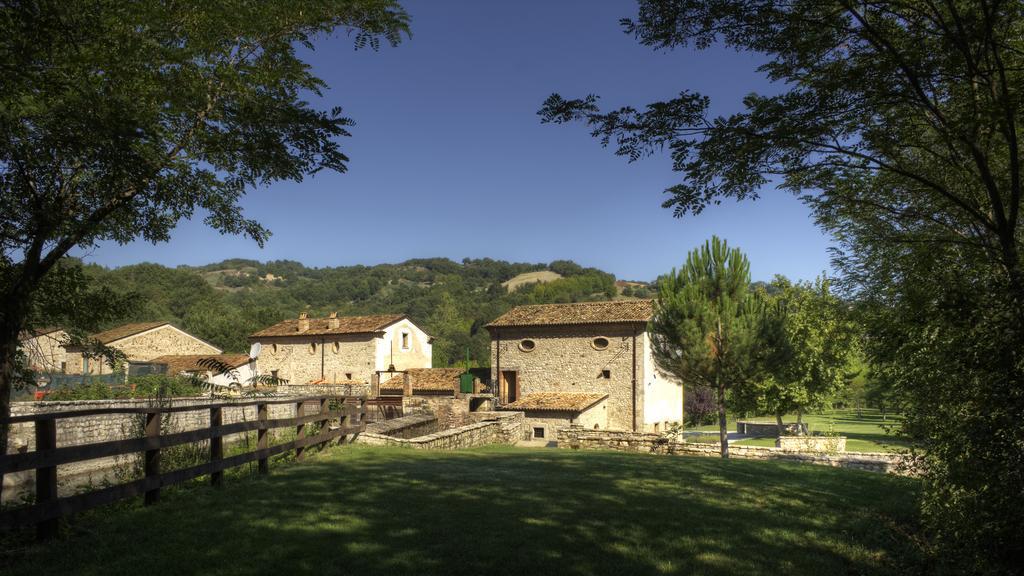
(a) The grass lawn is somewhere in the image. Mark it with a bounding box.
[2,445,923,576]
[695,409,908,452]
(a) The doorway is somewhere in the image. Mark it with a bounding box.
[501,370,519,404]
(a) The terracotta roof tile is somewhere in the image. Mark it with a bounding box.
[148,354,251,374]
[88,322,169,344]
[379,367,466,392]
[486,300,654,328]
[250,314,404,338]
[503,392,608,412]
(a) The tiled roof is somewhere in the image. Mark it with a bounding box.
[486,300,654,328]
[503,392,608,412]
[88,322,169,344]
[250,314,404,338]
[148,354,251,374]
[379,367,466,392]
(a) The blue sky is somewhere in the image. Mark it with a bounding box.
[76,0,834,283]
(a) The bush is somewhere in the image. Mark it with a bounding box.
[44,375,202,401]
[684,385,716,426]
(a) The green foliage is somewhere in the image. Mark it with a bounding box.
[736,276,857,426]
[650,236,765,457]
[541,3,1024,571]
[44,375,202,401]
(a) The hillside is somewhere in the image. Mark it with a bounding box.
[73,257,622,367]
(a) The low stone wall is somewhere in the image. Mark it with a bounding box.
[279,383,370,398]
[777,435,846,452]
[357,412,525,450]
[3,394,358,502]
[470,411,527,444]
[365,414,438,439]
[736,420,808,437]
[557,427,907,475]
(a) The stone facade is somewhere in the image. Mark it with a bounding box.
[252,317,431,385]
[69,324,221,375]
[557,427,909,475]
[490,324,682,432]
[402,395,473,429]
[19,329,70,373]
[520,398,608,441]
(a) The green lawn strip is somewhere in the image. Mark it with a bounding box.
[3,445,923,576]
[694,409,908,452]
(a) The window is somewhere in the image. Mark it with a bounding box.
[345,372,353,380]
[60,361,67,374]
[533,427,545,439]
[270,370,279,381]
[593,423,600,430]
[518,339,536,352]
[333,341,340,354]
[271,343,278,355]
[601,369,611,379]
[654,423,660,433]
[592,337,610,350]
[309,342,317,355]
[400,331,410,351]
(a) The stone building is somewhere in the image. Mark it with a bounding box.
[148,353,256,388]
[64,322,222,375]
[18,327,70,373]
[486,300,682,439]
[249,313,432,386]
[378,367,464,396]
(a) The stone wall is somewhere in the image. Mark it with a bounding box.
[357,411,525,450]
[278,383,371,398]
[69,325,221,375]
[736,420,808,437]
[402,395,472,429]
[556,427,908,475]
[3,394,360,502]
[365,414,439,439]
[777,435,846,452]
[490,324,645,431]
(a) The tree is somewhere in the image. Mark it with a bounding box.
[650,236,764,458]
[739,276,856,436]
[0,1,409,466]
[539,3,1024,570]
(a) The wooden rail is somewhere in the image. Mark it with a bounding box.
[0,395,366,540]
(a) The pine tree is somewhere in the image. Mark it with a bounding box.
[650,237,763,458]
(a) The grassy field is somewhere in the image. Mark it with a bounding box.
[3,445,923,576]
[694,409,908,452]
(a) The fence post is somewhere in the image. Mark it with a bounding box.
[336,398,349,446]
[257,402,269,474]
[319,398,329,450]
[144,411,161,505]
[35,419,58,541]
[210,406,223,487]
[295,401,306,460]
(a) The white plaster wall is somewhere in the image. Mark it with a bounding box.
[375,319,432,372]
[642,332,683,430]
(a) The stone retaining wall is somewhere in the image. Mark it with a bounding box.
[365,414,438,439]
[402,395,471,429]
[557,427,907,475]
[777,435,846,452]
[3,394,359,502]
[357,412,525,450]
[736,420,808,437]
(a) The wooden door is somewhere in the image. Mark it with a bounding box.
[501,370,518,404]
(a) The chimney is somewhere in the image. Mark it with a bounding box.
[328,311,339,330]
[297,312,309,333]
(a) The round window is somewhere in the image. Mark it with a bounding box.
[518,339,536,352]
[592,337,610,350]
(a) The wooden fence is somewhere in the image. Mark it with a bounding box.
[0,395,366,540]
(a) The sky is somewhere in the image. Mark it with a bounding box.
[75,0,835,283]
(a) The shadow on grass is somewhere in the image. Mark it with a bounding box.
[4,446,925,576]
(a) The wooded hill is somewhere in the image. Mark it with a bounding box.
[77,257,651,367]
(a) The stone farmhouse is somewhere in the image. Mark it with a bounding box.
[18,327,70,373]
[249,313,432,386]
[64,322,222,375]
[486,300,683,440]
